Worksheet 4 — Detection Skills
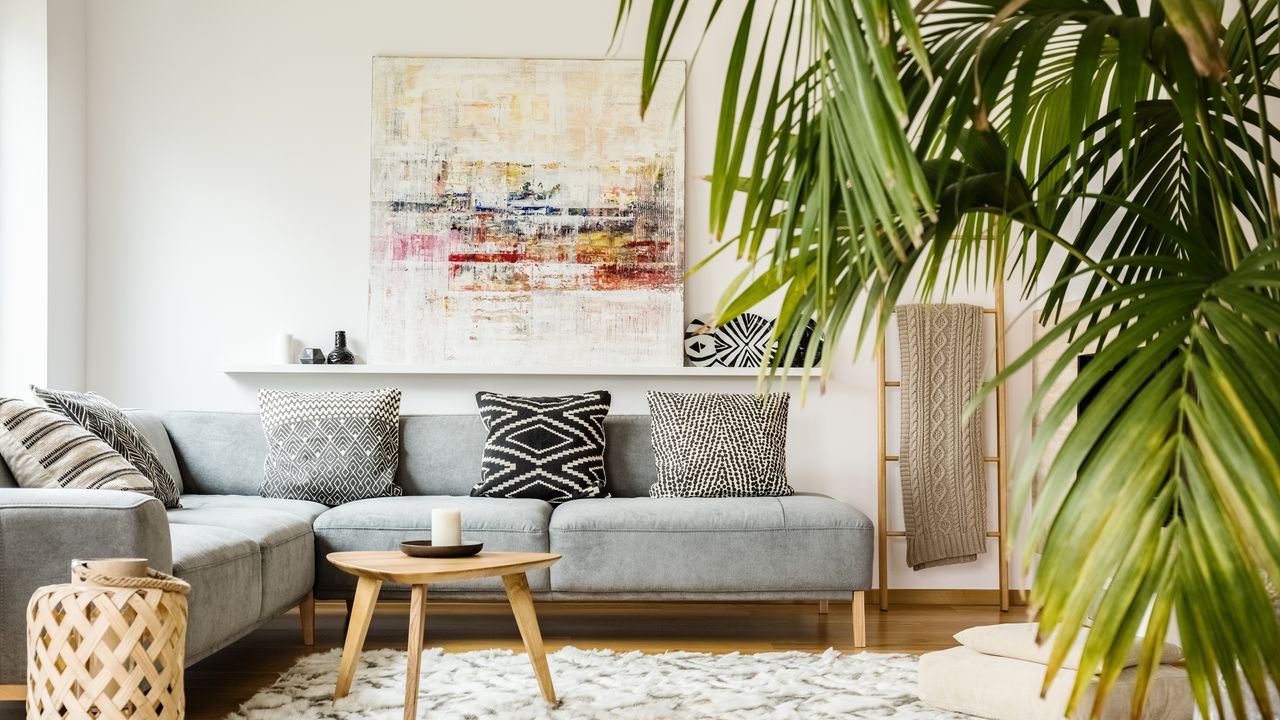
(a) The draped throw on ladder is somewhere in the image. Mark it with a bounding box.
[897,304,987,570]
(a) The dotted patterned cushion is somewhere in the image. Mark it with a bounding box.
[258,388,402,506]
[31,386,182,507]
[471,391,611,504]
[0,397,154,495]
[647,391,793,498]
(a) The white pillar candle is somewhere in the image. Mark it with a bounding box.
[431,508,462,546]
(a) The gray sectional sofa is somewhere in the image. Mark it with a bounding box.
[0,410,874,686]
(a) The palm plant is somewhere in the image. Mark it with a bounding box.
[615,0,1280,717]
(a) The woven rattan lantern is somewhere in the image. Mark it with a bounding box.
[26,559,191,720]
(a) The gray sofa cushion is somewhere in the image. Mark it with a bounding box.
[168,495,319,620]
[124,410,184,495]
[313,496,552,596]
[156,411,663,498]
[169,523,262,662]
[600,416,658,498]
[397,415,487,496]
[178,493,327,523]
[548,495,874,593]
[158,411,266,496]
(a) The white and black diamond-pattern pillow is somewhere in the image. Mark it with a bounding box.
[31,386,182,507]
[258,388,402,506]
[472,391,611,504]
[647,391,794,498]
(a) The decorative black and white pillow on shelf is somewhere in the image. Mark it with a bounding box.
[471,390,611,504]
[684,314,824,367]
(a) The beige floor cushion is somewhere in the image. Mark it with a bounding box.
[918,646,1193,720]
[955,622,1183,670]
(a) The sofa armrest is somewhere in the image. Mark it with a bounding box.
[0,489,172,684]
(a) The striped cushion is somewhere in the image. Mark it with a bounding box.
[31,386,181,507]
[0,397,154,495]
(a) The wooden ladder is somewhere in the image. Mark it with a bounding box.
[875,276,1010,611]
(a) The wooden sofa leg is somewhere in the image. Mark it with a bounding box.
[852,591,867,648]
[818,600,830,615]
[0,684,24,701]
[299,591,315,647]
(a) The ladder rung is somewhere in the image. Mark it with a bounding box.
[884,531,1001,538]
[884,380,900,387]
[884,455,998,463]
[884,307,997,318]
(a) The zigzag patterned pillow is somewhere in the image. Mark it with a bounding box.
[647,391,794,498]
[0,397,154,495]
[471,391,611,504]
[258,388,402,506]
[32,386,182,507]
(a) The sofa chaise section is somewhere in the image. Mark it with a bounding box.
[0,488,317,687]
[548,494,874,599]
[0,412,320,688]
[0,487,173,685]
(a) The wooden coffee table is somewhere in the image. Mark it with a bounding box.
[327,550,561,720]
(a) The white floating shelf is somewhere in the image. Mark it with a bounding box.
[222,364,824,378]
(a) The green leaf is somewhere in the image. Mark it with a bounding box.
[615,0,1280,712]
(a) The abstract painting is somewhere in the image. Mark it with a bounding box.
[368,57,685,367]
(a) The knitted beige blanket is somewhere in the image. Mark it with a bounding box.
[897,304,988,570]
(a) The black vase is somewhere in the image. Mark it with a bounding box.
[327,331,355,364]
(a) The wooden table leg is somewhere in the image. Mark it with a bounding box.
[334,576,381,700]
[403,584,428,720]
[502,573,558,706]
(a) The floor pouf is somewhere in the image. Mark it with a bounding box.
[26,560,191,720]
[918,646,1194,720]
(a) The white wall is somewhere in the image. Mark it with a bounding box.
[0,0,51,396]
[46,0,86,390]
[83,0,1036,590]
[0,0,85,396]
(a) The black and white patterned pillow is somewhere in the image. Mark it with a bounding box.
[32,386,182,507]
[258,388,402,506]
[472,391,610,504]
[647,391,794,498]
[0,398,154,495]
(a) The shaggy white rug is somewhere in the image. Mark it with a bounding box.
[227,646,977,719]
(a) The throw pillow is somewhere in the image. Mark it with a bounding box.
[647,391,793,498]
[471,390,611,504]
[32,386,182,507]
[0,397,155,495]
[954,623,1184,670]
[258,388,403,506]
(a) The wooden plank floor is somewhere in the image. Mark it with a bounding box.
[1,600,1029,719]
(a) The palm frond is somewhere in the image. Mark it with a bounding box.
[616,0,1280,715]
